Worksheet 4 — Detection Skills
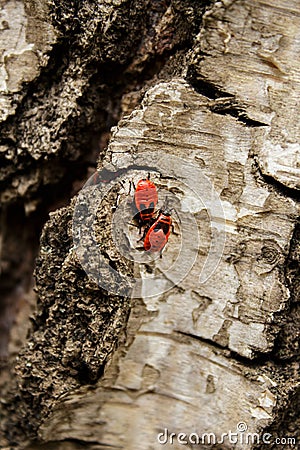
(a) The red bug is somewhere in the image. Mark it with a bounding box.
[134,174,158,226]
[143,209,172,254]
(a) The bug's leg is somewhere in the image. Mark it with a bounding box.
[171,224,179,236]
[137,225,148,242]
[128,180,134,195]
[127,222,139,228]
[130,212,142,232]
[138,218,144,234]
[111,193,120,213]
[172,208,181,224]
[132,179,136,190]
[160,251,163,259]
[147,172,150,180]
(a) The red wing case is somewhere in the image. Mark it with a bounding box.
[144,212,171,252]
[134,179,158,222]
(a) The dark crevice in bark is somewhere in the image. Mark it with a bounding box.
[186,68,236,99]
[186,70,269,127]
[0,203,44,360]
[0,156,95,360]
[211,103,269,127]
[175,329,297,368]
[252,156,300,201]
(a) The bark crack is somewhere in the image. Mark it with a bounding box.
[251,153,300,202]
[187,73,269,127]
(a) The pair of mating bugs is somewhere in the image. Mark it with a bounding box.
[133,175,172,255]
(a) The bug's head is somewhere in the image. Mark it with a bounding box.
[160,207,172,216]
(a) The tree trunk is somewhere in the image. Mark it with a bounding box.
[0,1,299,449]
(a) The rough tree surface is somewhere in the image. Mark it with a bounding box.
[0,1,299,450]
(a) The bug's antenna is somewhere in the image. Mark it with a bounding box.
[171,207,181,224]
[163,195,169,210]
[162,197,181,224]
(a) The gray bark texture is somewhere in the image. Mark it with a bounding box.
[0,0,299,449]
